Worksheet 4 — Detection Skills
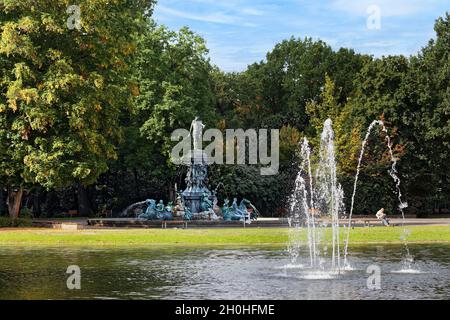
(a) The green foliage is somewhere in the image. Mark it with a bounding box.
[83,23,219,212]
[209,164,298,216]
[224,38,368,130]
[134,24,216,156]
[396,13,450,212]
[305,74,342,143]
[0,0,155,191]
[279,125,302,165]
[19,206,33,219]
[0,216,32,228]
[0,3,447,218]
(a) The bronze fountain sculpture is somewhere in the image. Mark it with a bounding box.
[123,117,259,222]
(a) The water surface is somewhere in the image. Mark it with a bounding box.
[0,244,448,299]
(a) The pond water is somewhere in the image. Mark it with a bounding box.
[0,244,448,300]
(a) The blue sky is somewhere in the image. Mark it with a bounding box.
[153,0,448,72]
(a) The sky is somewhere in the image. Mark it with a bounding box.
[153,0,449,72]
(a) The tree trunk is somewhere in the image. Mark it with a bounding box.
[33,188,42,217]
[0,187,6,215]
[7,186,24,218]
[77,183,93,216]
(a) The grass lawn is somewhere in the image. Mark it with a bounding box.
[0,226,449,247]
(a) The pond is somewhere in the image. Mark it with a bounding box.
[0,244,448,300]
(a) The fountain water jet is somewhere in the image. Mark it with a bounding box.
[342,120,412,269]
[289,118,412,274]
[120,200,147,217]
[315,119,345,270]
[288,119,345,272]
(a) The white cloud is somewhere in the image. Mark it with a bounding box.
[154,0,444,71]
[157,4,261,27]
[158,5,238,24]
[206,40,272,71]
[241,7,265,16]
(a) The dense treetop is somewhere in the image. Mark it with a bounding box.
[0,3,448,217]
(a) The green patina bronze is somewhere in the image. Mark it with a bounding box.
[128,118,259,222]
[222,198,259,221]
[138,199,173,221]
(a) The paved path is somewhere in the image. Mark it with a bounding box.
[347,218,450,227]
[258,217,450,227]
[33,217,450,229]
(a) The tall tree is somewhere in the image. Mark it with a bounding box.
[120,24,217,201]
[0,0,154,217]
[397,13,450,212]
[135,24,216,152]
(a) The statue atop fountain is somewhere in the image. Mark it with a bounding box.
[190,116,205,153]
[182,117,217,219]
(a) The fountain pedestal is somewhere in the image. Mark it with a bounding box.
[181,141,213,216]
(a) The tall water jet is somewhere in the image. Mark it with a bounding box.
[343,120,411,269]
[288,119,345,272]
[288,173,309,266]
[288,138,316,267]
[290,118,412,273]
[303,138,318,266]
[315,119,345,270]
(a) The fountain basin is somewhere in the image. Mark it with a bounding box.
[87,218,289,228]
[0,244,447,300]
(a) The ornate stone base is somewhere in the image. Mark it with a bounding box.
[191,211,220,221]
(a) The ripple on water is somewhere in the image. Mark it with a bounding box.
[391,269,425,274]
[275,263,306,270]
[296,271,340,280]
[341,264,358,271]
[0,244,449,300]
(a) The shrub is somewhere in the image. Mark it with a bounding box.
[0,217,33,228]
[20,207,34,219]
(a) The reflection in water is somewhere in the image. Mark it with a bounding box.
[0,244,448,300]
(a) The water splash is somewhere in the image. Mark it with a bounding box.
[297,271,340,280]
[288,119,345,272]
[288,160,310,265]
[120,201,147,217]
[391,269,425,274]
[275,264,306,270]
[290,118,413,274]
[343,120,412,269]
[304,138,319,266]
[315,119,345,270]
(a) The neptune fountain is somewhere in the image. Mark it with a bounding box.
[121,117,259,222]
[179,117,217,220]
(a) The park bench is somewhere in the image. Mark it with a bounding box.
[362,219,383,227]
[67,210,79,218]
[364,219,402,227]
[162,220,188,229]
[347,220,356,228]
